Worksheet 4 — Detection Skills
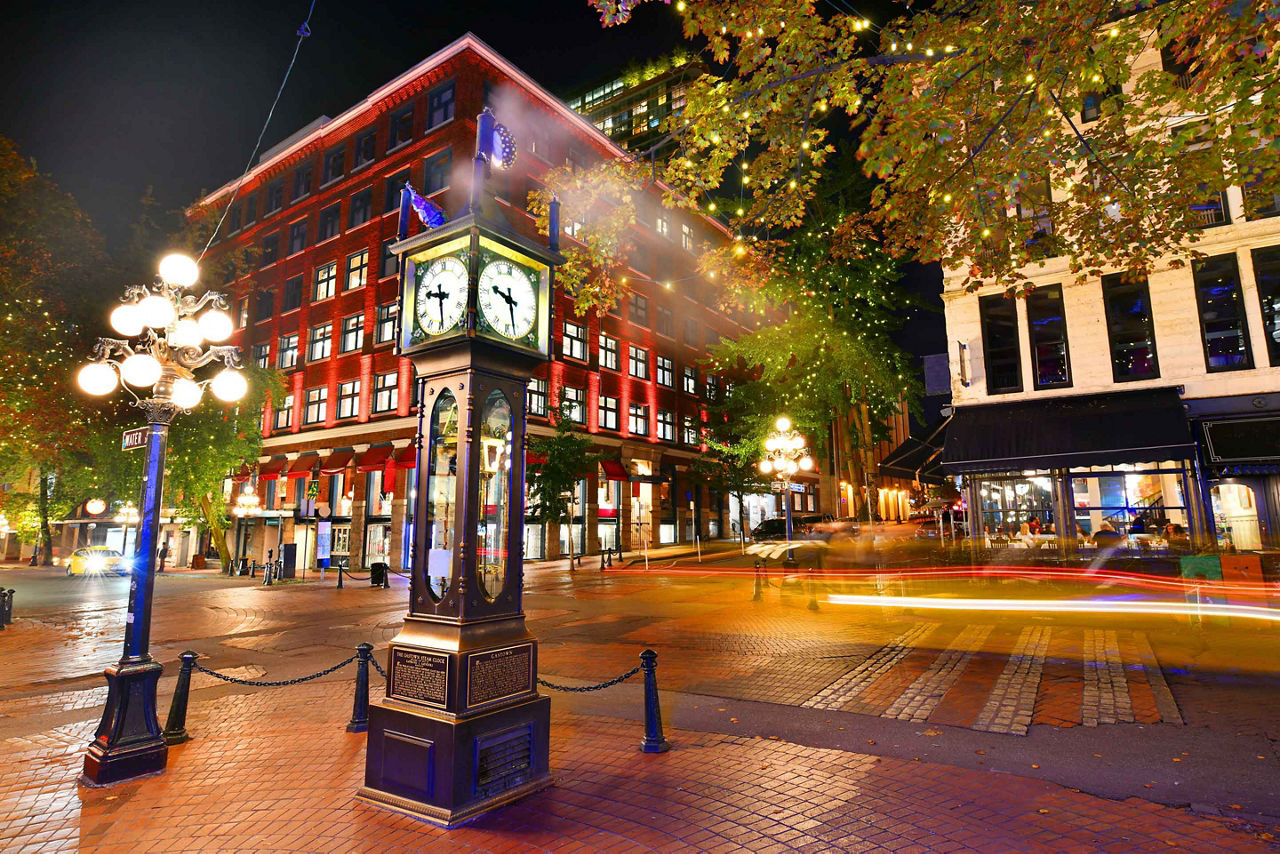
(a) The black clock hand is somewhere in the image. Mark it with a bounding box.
[428,284,448,328]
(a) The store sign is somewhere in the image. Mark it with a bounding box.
[316,520,332,560]
[121,426,149,451]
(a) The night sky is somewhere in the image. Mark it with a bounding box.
[1,0,944,361]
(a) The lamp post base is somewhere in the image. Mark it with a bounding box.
[80,658,167,786]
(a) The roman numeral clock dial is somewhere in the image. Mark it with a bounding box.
[478,259,537,341]
[415,256,468,336]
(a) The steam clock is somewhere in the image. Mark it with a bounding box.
[359,110,559,826]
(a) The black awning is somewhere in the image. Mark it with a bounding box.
[942,388,1195,474]
[879,417,950,485]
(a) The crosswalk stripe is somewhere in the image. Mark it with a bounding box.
[1132,631,1183,725]
[973,625,1051,735]
[1082,628,1133,726]
[801,623,937,710]
[883,624,994,722]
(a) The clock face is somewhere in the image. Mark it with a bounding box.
[415,256,468,336]
[478,258,537,340]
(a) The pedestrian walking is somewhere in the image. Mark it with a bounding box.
[158,540,169,574]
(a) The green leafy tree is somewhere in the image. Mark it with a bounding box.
[527,391,602,565]
[694,380,770,541]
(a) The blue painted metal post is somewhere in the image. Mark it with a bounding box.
[783,487,797,568]
[639,649,670,754]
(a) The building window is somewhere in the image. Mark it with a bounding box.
[657,409,675,441]
[1253,245,1280,367]
[562,321,587,361]
[278,334,298,369]
[303,387,328,424]
[274,394,294,430]
[656,305,674,337]
[253,342,270,369]
[337,379,361,419]
[655,213,669,238]
[705,374,719,401]
[683,317,699,347]
[388,105,414,150]
[308,323,332,361]
[424,149,451,194]
[598,394,619,430]
[682,365,698,395]
[628,403,649,435]
[427,82,455,129]
[340,314,364,353]
[705,326,720,347]
[656,356,674,387]
[681,415,699,445]
[243,196,257,225]
[1193,254,1252,372]
[313,262,336,301]
[599,333,619,370]
[373,372,398,413]
[376,302,397,343]
[629,293,649,326]
[255,290,274,323]
[564,386,585,424]
[318,203,341,241]
[380,239,399,279]
[260,232,279,266]
[345,250,368,290]
[527,378,547,417]
[228,204,242,233]
[237,297,249,328]
[979,294,1023,394]
[322,145,345,185]
[287,219,308,255]
[292,164,312,201]
[353,129,376,169]
[628,345,649,380]
[282,275,303,313]
[264,179,283,214]
[1026,284,1071,389]
[348,187,372,228]
[681,222,694,251]
[1015,177,1055,244]
[1101,273,1160,382]
[384,169,409,213]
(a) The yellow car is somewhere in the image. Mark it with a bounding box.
[66,547,130,577]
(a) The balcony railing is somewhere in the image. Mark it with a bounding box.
[1191,192,1230,228]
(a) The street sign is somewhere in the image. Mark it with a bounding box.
[121,426,149,451]
[771,481,786,493]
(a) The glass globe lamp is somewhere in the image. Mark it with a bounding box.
[197,309,233,342]
[171,377,203,410]
[120,353,162,387]
[110,304,144,337]
[158,253,199,287]
[138,295,176,330]
[77,362,119,396]
[210,369,247,402]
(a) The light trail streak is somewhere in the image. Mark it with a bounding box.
[826,593,1280,623]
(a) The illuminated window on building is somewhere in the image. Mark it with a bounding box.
[657,409,674,441]
[317,203,340,241]
[564,386,585,424]
[656,356,674,387]
[274,394,294,430]
[681,415,699,445]
[237,297,249,327]
[655,213,669,237]
[264,179,283,214]
[282,275,303,313]
[704,374,719,401]
[260,232,279,267]
[629,294,649,326]
[599,395,619,430]
[628,345,649,379]
[308,323,332,361]
[322,145,345,185]
[388,105,414,150]
[353,129,376,169]
[292,164,312,201]
[278,334,298,369]
[1192,254,1252,372]
[427,82,455,129]
[979,294,1023,394]
[303,387,327,424]
[253,343,270,369]
[345,250,368,290]
[424,149,451,194]
[527,378,547,417]
[373,372,398,413]
[335,380,359,419]
[376,303,397,343]
[656,305,674,337]
[1101,273,1160,382]
[682,365,698,395]
[1253,245,1280,366]
[628,403,649,436]
[562,321,587,361]
[1026,284,1071,389]
[313,262,336,301]
[599,333,619,370]
[681,223,694,251]
[340,315,364,353]
[348,187,372,228]
[384,170,409,213]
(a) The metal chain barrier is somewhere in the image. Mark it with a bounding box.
[369,654,388,679]
[537,663,643,693]
[191,653,358,688]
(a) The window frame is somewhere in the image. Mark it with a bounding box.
[628,345,649,380]
[426,81,456,130]
[628,403,650,436]
[562,321,587,361]
[274,393,294,430]
[337,379,361,419]
[308,322,333,362]
[376,302,397,344]
[657,409,675,441]
[1101,273,1162,383]
[339,314,364,353]
[345,249,368,291]
[1025,284,1073,390]
[598,394,619,430]
[656,355,674,388]
[599,333,619,371]
[373,372,398,413]
[978,293,1024,395]
[278,334,299,370]
[1192,253,1253,373]
[303,386,328,425]
[313,262,337,302]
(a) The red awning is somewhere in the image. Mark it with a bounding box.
[600,458,629,481]
[393,444,417,470]
[526,451,547,465]
[320,448,355,475]
[257,456,289,481]
[286,453,320,479]
[230,463,251,483]
[356,444,396,472]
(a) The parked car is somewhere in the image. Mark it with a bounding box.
[812,517,861,538]
[913,514,967,540]
[751,515,836,541]
[66,547,130,576]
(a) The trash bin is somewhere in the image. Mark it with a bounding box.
[370,562,388,587]
[280,543,298,579]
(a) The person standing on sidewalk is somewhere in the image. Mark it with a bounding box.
[157,539,169,574]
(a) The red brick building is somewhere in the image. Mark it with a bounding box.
[200,34,775,570]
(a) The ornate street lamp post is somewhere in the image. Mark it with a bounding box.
[231,479,261,574]
[76,252,245,786]
[758,416,814,568]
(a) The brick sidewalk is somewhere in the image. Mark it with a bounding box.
[0,679,1272,852]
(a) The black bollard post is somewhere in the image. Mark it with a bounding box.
[337,564,344,589]
[606,548,613,567]
[2,588,13,625]
[639,648,670,754]
[753,561,764,602]
[807,567,819,612]
[0,589,9,628]
[600,549,606,571]
[347,642,373,733]
[162,650,199,745]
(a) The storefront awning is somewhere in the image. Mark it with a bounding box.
[355,444,395,472]
[879,417,950,485]
[286,453,320,479]
[320,448,355,475]
[257,456,289,481]
[230,463,252,483]
[392,444,417,470]
[942,388,1195,475]
[600,458,629,481]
